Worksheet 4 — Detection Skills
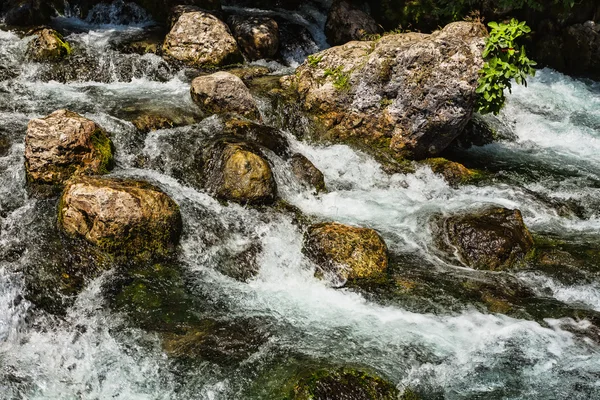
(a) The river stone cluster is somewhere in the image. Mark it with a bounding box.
[24,110,114,194]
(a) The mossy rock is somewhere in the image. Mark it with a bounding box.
[204,140,277,205]
[287,367,399,400]
[24,110,115,197]
[303,222,388,286]
[26,28,72,62]
[422,157,482,186]
[58,176,182,261]
[291,153,326,193]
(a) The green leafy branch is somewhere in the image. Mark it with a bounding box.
[476,19,537,115]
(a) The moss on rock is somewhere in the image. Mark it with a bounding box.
[287,367,399,400]
[303,222,389,285]
[422,157,482,186]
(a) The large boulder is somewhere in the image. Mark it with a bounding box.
[303,222,388,285]
[227,15,279,60]
[58,176,182,259]
[190,72,260,119]
[26,28,71,62]
[163,10,243,68]
[24,110,114,194]
[204,141,276,205]
[289,21,486,160]
[438,207,534,271]
[325,0,381,45]
[288,367,399,400]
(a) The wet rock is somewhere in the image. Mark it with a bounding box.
[422,157,480,186]
[303,222,388,285]
[0,133,9,157]
[452,112,517,148]
[291,153,326,193]
[163,10,243,68]
[562,22,600,80]
[225,65,271,83]
[438,207,534,271]
[2,0,54,26]
[223,118,290,157]
[24,110,114,195]
[325,0,381,45]
[288,367,399,400]
[204,141,277,205]
[190,72,260,119]
[290,21,486,160]
[58,176,182,260]
[162,317,269,365]
[26,28,71,62]
[227,15,279,60]
[131,113,186,134]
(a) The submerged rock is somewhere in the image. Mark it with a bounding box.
[204,141,277,205]
[58,176,182,260]
[303,222,388,285]
[291,153,326,193]
[452,113,517,148]
[26,28,71,62]
[163,10,243,68]
[290,21,486,160]
[0,133,9,156]
[190,72,260,119]
[24,110,114,195]
[228,15,279,60]
[325,0,381,45]
[438,207,534,271]
[223,118,290,157]
[288,367,399,400]
[422,157,480,186]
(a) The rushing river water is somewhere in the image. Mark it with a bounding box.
[1,3,600,399]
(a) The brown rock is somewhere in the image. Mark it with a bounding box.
[205,142,276,205]
[291,153,326,193]
[26,28,71,62]
[190,71,260,119]
[24,110,114,194]
[325,0,381,45]
[228,15,279,60]
[439,207,534,271]
[163,10,242,68]
[58,176,182,259]
[303,222,388,285]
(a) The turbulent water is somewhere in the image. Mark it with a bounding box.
[1,3,600,399]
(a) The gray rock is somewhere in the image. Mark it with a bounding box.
[163,10,242,68]
[190,71,259,119]
[290,21,487,160]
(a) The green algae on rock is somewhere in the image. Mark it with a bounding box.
[303,222,388,285]
[26,28,71,62]
[422,157,482,186]
[58,176,182,260]
[287,367,399,400]
[204,140,277,205]
[24,110,114,196]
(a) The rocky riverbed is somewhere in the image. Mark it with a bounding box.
[0,1,600,399]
